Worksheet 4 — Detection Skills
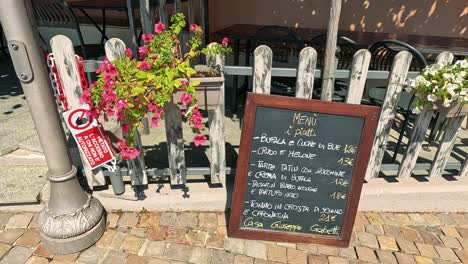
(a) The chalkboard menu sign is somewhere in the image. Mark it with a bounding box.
[229,93,379,247]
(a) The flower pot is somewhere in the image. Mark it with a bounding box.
[108,166,125,195]
[172,76,224,111]
[438,101,468,118]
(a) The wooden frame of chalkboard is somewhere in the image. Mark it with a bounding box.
[228,93,379,247]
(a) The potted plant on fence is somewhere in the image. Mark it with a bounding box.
[80,13,231,193]
[408,59,468,117]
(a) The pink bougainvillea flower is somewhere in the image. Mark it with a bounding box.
[181,80,189,86]
[115,99,128,112]
[116,110,124,120]
[102,90,117,104]
[121,123,130,133]
[125,48,133,58]
[79,89,92,105]
[221,37,229,45]
[190,108,204,130]
[155,108,164,119]
[142,33,154,42]
[148,101,157,112]
[150,117,159,128]
[154,21,165,34]
[121,147,140,160]
[105,108,114,116]
[189,23,199,32]
[180,93,192,105]
[138,61,151,70]
[117,139,126,149]
[138,46,149,59]
[193,135,207,146]
[86,107,99,120]
[117,139,140,160]
[151,55,158,61]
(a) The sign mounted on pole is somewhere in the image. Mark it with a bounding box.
[63,107,115,169]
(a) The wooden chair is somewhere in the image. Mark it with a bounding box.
[367,39,428,162]
[30,0,104,59]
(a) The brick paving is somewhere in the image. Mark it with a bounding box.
[0,212,467,263]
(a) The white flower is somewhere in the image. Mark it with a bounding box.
[427,94,438,102]
[442,99,451,108]
[464,95,468,102]
[455,60,468,68]
[442,73,454,79]
[412,107,421,114]
[415,75,426,85]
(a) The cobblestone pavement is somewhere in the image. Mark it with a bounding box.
[0,211,468,263]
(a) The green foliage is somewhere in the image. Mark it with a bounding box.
[88,13,231,154]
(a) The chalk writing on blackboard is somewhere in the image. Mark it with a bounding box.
[238,106,363,237]
[229,93,379,246]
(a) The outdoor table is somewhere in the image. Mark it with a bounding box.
[67,0,139,54]
[213,24,468,59]
[213,24,467,113]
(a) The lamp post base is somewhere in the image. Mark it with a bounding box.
[39,166,106,254]
[40,213,106,254]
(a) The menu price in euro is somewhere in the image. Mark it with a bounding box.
[229,93,379,247]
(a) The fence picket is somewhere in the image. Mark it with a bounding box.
[104,38,126,61]
[207,44,226,185]
[429,115,465,177]
[366,51,412,180]
[345,49,371,104]
[461,158,468,177]
[50,35,106,187]
[165,103,186,185]
[397,52,454,178]
[397,109,433,178]
[295,47,317,99]
[321,0,342,101]
[104,38,148,186]
[253,45,273,94]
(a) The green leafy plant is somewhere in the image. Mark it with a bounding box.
[80,13,230,160]
[407,59,468,114]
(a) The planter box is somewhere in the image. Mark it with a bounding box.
[438,101,468,118]
[172,76,224,111]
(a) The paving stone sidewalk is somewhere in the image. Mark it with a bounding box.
[0,211,468,264]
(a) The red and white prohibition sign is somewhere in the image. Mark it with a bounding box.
[63,106,115,169]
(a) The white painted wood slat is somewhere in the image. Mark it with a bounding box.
[295,47,317,99]
[104,38,148,186]
[50,35,106,187]
[345,49,371,104]
[253,45,273,94]
[429,115,465,177]
[165,103,186,185]
[207,44,226,185]
[366,51,412,180]
[397,52,455,178]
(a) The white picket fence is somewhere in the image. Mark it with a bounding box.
[49,35,467,192]
[251,45,467,180]
[50,35,226,188]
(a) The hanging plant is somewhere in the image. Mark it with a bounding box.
[80,13,230,160]
[407,59,468,114]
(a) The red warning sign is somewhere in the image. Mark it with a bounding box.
[63,107,115,169]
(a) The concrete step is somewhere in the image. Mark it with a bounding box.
[0,164,47,205]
